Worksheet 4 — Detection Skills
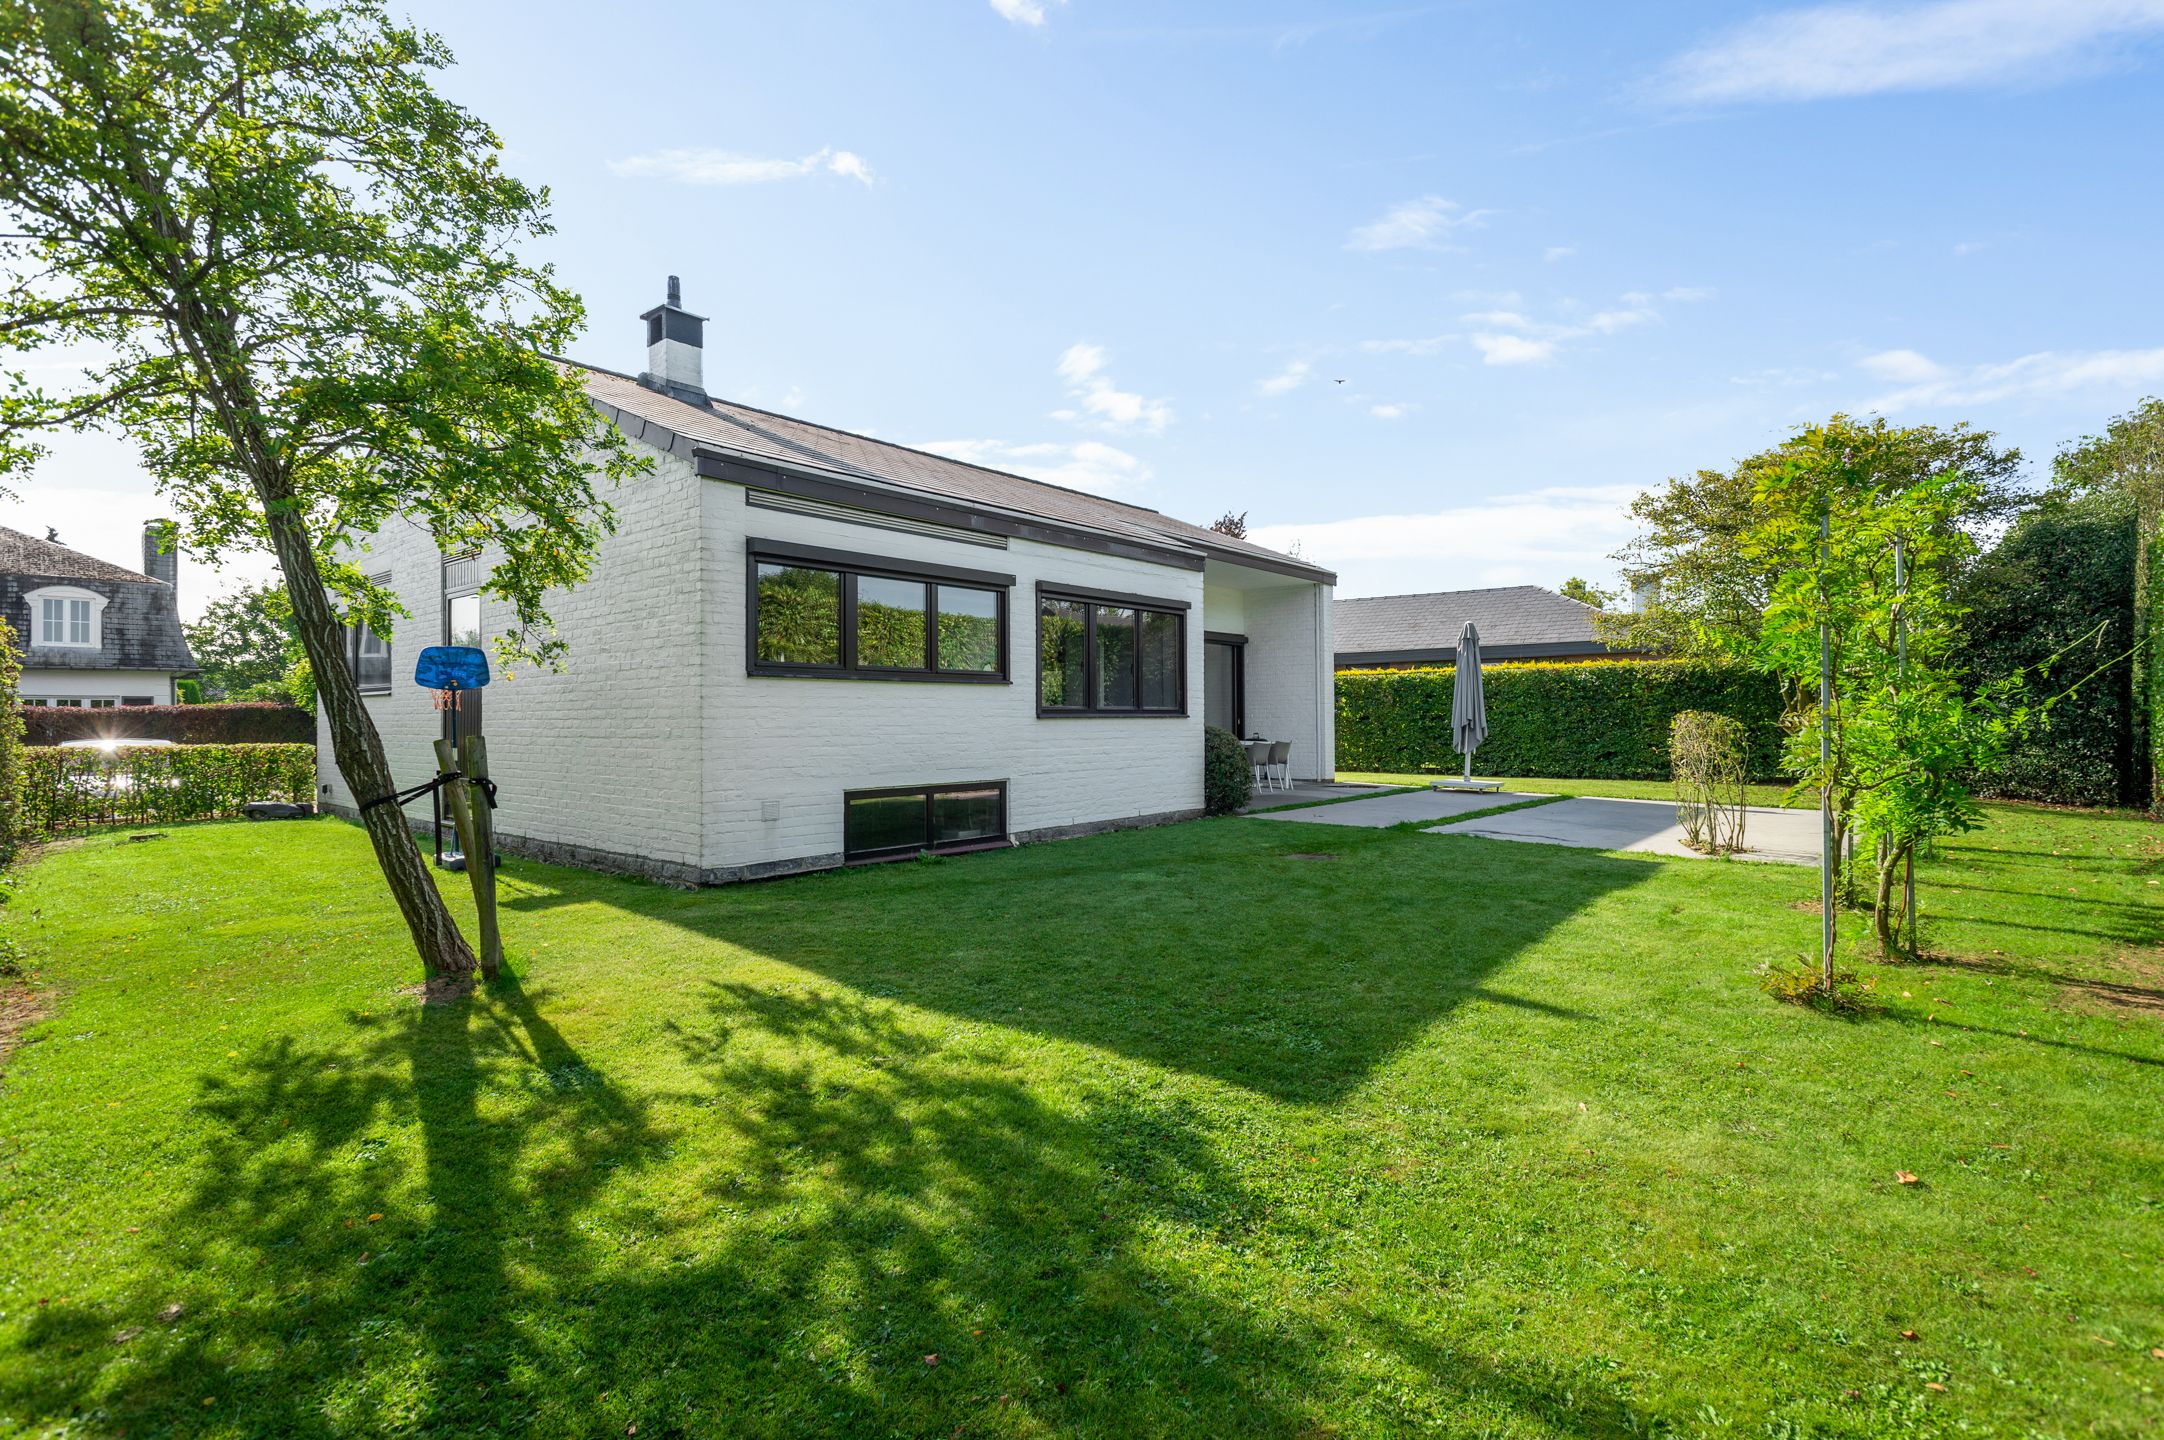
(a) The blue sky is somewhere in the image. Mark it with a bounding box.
[9,0,2164,614]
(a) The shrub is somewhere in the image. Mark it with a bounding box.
[175,677,203,704]
[1954,495,2139,809]
[0,619,21,862]
[1670,710,1749,854]
[1203,724,1253,815]
[18,742,316,836]
[1336,659,1785,780]
[17,701,314,747]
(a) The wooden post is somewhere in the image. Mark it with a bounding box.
[460,734,503,979]
[432,733,498,980]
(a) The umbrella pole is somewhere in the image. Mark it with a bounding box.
[1463,750,1472,784]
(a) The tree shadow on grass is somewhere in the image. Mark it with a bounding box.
[607,820,1658,1106]
[10,970,1661,1438]
[6,975,668,1438]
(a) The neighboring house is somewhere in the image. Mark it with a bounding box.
[1333,585,1625,669]
[316,279,1337,885]
[1,523,195,706]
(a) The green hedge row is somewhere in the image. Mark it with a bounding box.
[1336,659,1786,779]
[19,742,316,836]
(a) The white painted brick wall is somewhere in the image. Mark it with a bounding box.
[319,428,1334,880]
[317,451,707,869]
[700,484,1205,873]
[1241,582,1336,781]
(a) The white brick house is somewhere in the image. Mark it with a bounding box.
[317,281,1335,884]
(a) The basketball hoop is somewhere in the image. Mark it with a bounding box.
[430,688,459,713]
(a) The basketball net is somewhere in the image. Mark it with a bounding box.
[430,688,459,713]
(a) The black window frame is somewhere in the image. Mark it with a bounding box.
[746,538,1013,684]
[1204,631,1247,737]
[347,570,394,696]
[843,780,1010,863]
[1035,582,1190,718]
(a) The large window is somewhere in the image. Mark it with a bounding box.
[747,539,1011,682]
[1037,585,1187,716]
[346,571,393,694]
[844,782,1008,862]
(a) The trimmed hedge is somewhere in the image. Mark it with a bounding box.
[19,701,314,747]
[1337,658,1785,780]
[20,742,316,835]
[0,619,21,862]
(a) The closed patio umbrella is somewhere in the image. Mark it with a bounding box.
[1452,621,1487,784]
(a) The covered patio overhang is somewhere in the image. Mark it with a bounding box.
[1199,556,1337,782]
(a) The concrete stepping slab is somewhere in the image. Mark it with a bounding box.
[1428,795,1818,865]
[1248,789,1551,829]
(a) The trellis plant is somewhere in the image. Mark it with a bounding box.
[1745,418,2011,961]
[0,0,648,979]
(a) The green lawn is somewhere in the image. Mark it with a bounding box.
[1,803,2159,1439]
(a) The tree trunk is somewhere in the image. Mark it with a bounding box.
[2139,504,2161,816]
[1873,840,1912,957]
[259,497,477,979]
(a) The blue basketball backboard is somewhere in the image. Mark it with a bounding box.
[414,645,491,691]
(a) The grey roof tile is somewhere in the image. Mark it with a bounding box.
[1334,586,1610,659]
[0,526,194,672]
[575,365,1333,582]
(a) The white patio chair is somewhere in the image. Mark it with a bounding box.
[1266,740,1291,792]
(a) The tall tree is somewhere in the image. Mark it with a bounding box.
[2053,398,2164,815]
[1596,420,2026,672]
[184,581,300,701]
[1557,576,1613,609]
[1208,510,1249,539]
[0,0,643,977]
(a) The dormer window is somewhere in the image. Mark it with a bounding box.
[25,585,106,650]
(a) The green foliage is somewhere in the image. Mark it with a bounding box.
[1758,958,1874,1012]
[175,678,203,704]
[1336,659,1783,779]
[17,742,315,836]
[1669,710,1748,853]
[1597,419,2024,660]
[1747,416,2012,956]
[183,583,301,701]
[1557,576,1614,609]
[0,617,22,861]
[1956,492,2138,807]
[1202,724,1253,814]
[2053,396,2164,814]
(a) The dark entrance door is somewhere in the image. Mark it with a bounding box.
[1204,636,1245,735]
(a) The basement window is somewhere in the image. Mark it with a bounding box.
[843,782,1008,862]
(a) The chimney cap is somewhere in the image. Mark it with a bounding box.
[639,274,707,324]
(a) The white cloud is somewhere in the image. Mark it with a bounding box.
[1585,300,1658,334]
[991,0,1061,25]
[609,146,875,186]
[1367,402,1412,420]
[1459,309,1533,330]
[1859,345,2164,411]
[1250,484,1642,598]
[1858,348,1946,383]
[1543,245,1577,263]
[916,437,1150,498]
[1655,0,2164,104]
[1346,195,1490,252]
[1471,333,1558,366]
[1257,359,1312,397]
[1055,342,1173,433]
[1662,285,1716,302]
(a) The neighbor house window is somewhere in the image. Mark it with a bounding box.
[747,539,1011,682]
[843,782,1008,862]
[346,570,393,693]
[27,587,103,649]
[1036,585,1187,716]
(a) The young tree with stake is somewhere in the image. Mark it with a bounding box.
[0,0,644,978]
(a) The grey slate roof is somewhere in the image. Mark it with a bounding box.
[0,526,195,673]
[1334,586,1617,666]
[575,364,1335,584]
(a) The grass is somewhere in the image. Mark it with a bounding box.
[1,803,2160,1439]
[1340,771,1807,807]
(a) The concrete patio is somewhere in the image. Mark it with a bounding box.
[1429,795,1819,865]
[1244,786,1821,865]
[1246,788,1548,827]
[1239,780,1392,813]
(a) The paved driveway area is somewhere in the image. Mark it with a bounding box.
[1246,789,1552,829]
[1429,795,1819,865]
